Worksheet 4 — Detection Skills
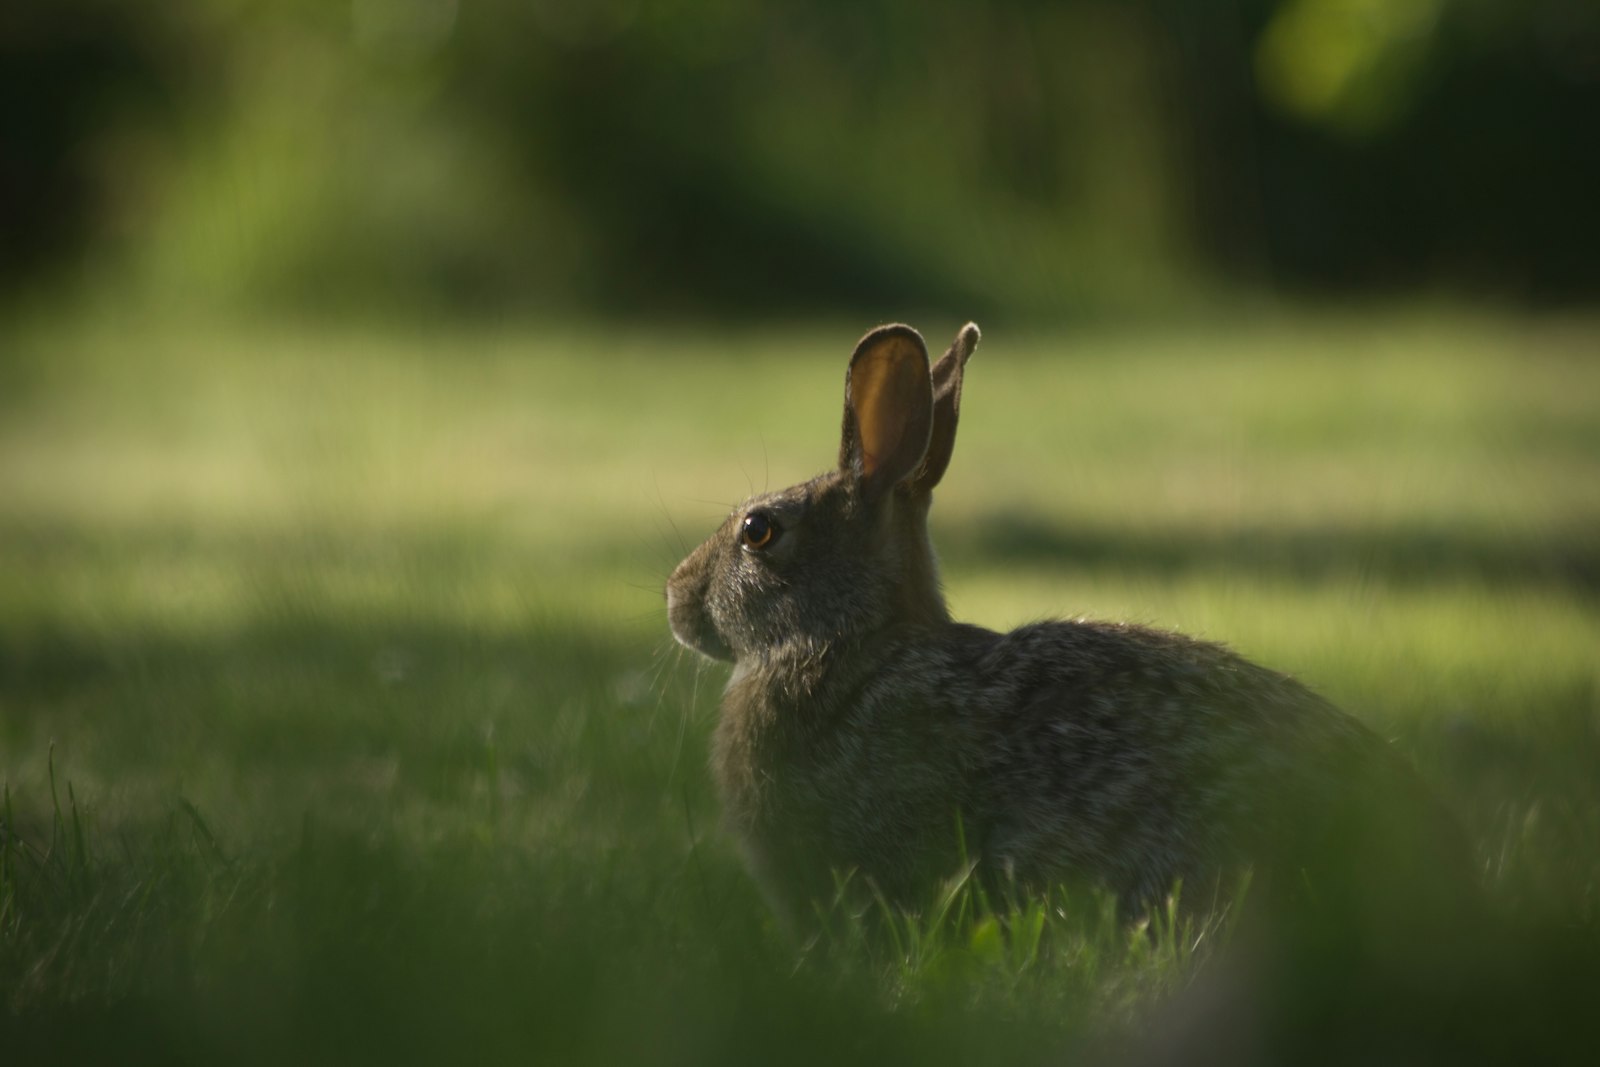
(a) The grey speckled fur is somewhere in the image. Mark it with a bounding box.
[668,322,1456,928]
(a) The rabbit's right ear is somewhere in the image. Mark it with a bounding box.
[908,322,979,496]
[839,325,934,502]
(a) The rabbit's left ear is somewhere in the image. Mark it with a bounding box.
[908,322,979,496]
[840,324,933,502]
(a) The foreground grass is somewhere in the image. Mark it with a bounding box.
[1,309,1598,1061]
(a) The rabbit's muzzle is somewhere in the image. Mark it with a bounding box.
[667,547,735,662]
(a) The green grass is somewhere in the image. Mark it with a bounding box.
[1,309,1598,1062]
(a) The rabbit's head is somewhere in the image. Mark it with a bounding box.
[667,323,980,663]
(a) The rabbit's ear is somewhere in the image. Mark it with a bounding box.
[840,325,933,501]
[908,322,980,496]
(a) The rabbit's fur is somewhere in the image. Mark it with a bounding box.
[668,323,1457,929]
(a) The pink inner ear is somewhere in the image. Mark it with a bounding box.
[851,336,931,487]
[854,358,908,477]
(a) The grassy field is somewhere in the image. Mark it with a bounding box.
[2,309,1597,1062]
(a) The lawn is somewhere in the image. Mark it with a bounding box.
[2,309,1597,1062]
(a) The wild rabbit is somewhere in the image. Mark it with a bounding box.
[667,322,1462,930]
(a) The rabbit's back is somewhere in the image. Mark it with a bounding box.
[964,620,1394,909]
[716,618,1418,921]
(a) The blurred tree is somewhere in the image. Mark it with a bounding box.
[445,1,1186,316]
[1246,0,1600,296]
[0,3,194,291]
[1,0,1595,315]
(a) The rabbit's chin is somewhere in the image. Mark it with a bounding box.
[673,630,734,663]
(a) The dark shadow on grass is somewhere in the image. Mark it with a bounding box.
[0,609,721,844]
[0,776,1076,1067]
[941,512,1600,592]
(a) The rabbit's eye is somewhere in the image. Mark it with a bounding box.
[741,512,778,550]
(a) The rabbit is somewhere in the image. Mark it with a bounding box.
[666,322,1466,931]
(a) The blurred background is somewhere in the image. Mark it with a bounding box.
[4,0,1598,321]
